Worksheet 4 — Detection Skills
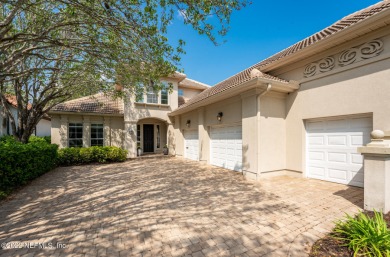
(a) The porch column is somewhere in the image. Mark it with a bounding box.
[59,115,68,148]
[198,107,208,164]
[83,116,90,147]
[124,121,137,158]
[358,130,390,213]
[174,115,183,157]
[104,116,111,146]
[241,87,264,181]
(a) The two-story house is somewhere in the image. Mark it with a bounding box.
[49,73,210,157]
[50,1,390,188]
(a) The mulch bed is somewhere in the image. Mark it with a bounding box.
[309,211,390,257]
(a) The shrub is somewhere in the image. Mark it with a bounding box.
[0,140,58,198]
[334,211,390,257]
[29,135,49,144]
[0,135,16,144]
[57,146,127,166]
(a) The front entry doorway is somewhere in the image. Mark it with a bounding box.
[143,124,154,152]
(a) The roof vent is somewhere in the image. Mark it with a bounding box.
[250,68,263,79]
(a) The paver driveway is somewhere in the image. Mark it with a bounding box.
[0,157,363,257]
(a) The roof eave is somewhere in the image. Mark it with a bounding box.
[169,77,298,116]
[48,110,124,117]
[262,8,390,72]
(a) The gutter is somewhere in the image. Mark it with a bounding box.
[170,77,295,116]
[259,83,272,98]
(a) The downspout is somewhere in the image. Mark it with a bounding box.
[257,83,272,179]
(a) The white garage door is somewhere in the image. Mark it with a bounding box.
[306,116,372,187]
[210,125,242,172]
[184,130,199,161]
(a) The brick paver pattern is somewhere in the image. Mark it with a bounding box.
[0,157,363,257]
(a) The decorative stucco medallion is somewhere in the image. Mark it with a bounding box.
[318,57,335,72]
[303,39,384,77]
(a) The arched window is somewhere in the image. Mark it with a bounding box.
[146,87,158,104]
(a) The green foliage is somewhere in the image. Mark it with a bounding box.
[29,135,50,144]
[57,146,127,166]
[0,139,58,199]
[333,211,390,257]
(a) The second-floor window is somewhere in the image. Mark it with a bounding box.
[161,85,168,105]
[146,87,158,104]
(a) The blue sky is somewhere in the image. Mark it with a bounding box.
[167,0,380,86]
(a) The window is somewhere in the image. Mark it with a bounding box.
[137,124,141,147]
[69,123,83,147]
[161,82,169,105]
[91,124,104,146]
[146,87,158,104]
[178,89,184,96]
[157,125,160,148]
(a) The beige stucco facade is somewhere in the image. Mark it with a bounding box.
[51,114,125,148]
[170,14,390,184]
[50,75,208,158]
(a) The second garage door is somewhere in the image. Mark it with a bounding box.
[306,116,372,187]
[210,125,242,172]
[184,130,199,161]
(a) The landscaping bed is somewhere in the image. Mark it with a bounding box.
[310,211,390,257]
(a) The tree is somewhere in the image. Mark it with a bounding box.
[0,0,250,143]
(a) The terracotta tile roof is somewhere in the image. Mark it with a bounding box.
[175,71,290,111]
[173,1,390,113]
[178,96,186,107]
[51,92,124,115]
[4,95,51,120]
[179,78,210,90]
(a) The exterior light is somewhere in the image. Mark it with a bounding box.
[217,112,223,121]
[186,120,191,127]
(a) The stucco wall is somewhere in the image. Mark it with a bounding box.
[51,114,124,148]
[180,87,203,101]
[259,93,286,173]
[277,30,390,174]
[35,119,51,137]
[125,78,179,123]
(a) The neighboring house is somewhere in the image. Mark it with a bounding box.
[0,95,51,137]
[50,1,390,189]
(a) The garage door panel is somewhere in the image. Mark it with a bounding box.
[327,119,348,130]
[306,116,372,187]
[350,117,372,129]
[309,151,325,161]
[184,130,199,161]
[327,152,347,163]
[328,168,348,180]
[308,166,325,177]
[307,120,325,131]
[327,135,347,146]
[351,153,363,165]
[308,136,325,145]
[211,125,242,172]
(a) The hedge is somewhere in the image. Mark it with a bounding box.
[0,135,127,199]
[0,139,58,198]
[57,146,127,166]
